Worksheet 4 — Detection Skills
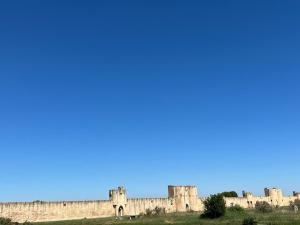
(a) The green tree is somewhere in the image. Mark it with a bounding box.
[220,191,238,197]
[201,194,226,219]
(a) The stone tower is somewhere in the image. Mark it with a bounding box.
[242,191,253,198]
[109,187,127,216]
[168,185,199,212]
[264,188,283,206]
[242,191,254,208]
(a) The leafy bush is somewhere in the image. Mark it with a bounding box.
[157,207,164,216]
[292,199,300,208]
[242,217,258,225]
[0,218,31,225]
[220,191,238,198]
[227,204,244,212]
[255,201,273,213]
[201,194,226,219]
[0,218,13,225]
[145,208,152,216]
[290,199,300,211]
[144,207,165,217]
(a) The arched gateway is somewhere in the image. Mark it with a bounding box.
[118,206,124,217]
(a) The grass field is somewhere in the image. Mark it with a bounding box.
[35,210,300,225]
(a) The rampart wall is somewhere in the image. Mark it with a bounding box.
[0,201,114,222]
[126,198,171,215]
[1,186,299,223]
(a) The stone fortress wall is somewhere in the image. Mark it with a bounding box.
[1,186,299,222]
[225,188,300,208]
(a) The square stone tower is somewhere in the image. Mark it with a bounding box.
[109,187,127,216]
[168,185,199,212]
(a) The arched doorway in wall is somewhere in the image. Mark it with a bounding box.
[186,204,190,211]
[118,206,124,217]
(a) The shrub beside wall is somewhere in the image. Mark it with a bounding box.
[255,201,273,213]
[144,207,166,217]
[0,218,31,225]
[227,204,244,212]
[201,194,226,219]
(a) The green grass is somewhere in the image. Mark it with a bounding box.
[34,210,300,225]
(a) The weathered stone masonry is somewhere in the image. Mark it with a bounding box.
[1,186,299,222]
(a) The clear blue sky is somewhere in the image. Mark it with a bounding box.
[0,0,300,202]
